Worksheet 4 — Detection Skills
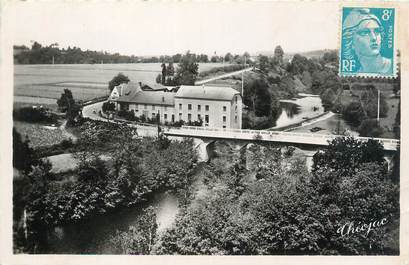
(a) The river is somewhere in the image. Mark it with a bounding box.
[46,192,179,254]
[273,93,325,129]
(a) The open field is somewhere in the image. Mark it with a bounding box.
[14,121,70,148]
[14,63,226,107]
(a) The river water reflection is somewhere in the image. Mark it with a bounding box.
[273,94,324,129]
[46,192,178,254]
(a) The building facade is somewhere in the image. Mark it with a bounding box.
[112,83,242,129]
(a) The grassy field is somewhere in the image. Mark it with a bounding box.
[14,63,225,108]
[14,121,70,148]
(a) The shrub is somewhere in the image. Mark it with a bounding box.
[13,107,57,124]
[117,110,138,122]
[358,119,384,137]
[102,102,116,113]
[342,101,365,127]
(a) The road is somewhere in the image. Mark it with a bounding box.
[194,67,253,85]
[82,101,159,137]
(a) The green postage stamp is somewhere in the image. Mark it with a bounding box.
[340,7,397,78]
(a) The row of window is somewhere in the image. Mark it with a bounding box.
[140,111,237,123]
[181,104,228,112]
[132,104,233,112]
[139,111,237,128]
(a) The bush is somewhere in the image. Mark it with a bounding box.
[13,107,58,124]
[342,101,365,127]
[109,73,130,92]
[117,110,138,122]
[102,102,116,113]
[358,119,384,137]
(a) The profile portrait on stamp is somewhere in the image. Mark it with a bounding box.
[340,7,395,77]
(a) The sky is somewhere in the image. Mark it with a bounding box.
[8,1,339,56]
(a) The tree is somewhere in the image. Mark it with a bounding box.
[167,62,175,76]
[360,87,388,119]
[13,128,38,173]
[273,45,284,66]
[66,103,82,127]
[109,206,158,254]
[257,55,270,73]
[210,56,218,63]
[102,101,116,113]
[108,73,130,92]
[161,63,167,84]
[174,52,199,85]
[342,101,365,127]
[311,137,385,179]
[254,81,272,117]
[57,89,75,112]
[224,52,233,63]
[358,119,384,137]
[155,140,398,255]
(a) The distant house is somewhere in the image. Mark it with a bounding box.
[112,83,242,129]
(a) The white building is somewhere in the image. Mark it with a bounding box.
[175,85,242,129]
[112,83,242,129]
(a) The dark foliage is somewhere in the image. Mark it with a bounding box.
[108,73,130,92]
[102,102,116,113]
[13,107,58,124]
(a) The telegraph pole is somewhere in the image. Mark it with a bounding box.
[241,55,246,98]
[377,89,380,125]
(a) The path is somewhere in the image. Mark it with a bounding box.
[60,120,78,143]
[82,101,158,137]
[195,67,253,85]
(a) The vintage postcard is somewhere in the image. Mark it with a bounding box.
[0,1,408,265]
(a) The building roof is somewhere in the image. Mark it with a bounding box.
[175,85,240,101]
[117,90,175,106]
[141,82,167,91]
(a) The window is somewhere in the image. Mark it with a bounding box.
[205,115,209,123]
[205,105,209,111]
[179,104,182,110]
[144,104,147,110]
[172,114,175,122]
[223,106,227,112]
[235,115,238,122]
[179,113,182,120]
[152,105,155,110]
[164,114,168,120]
[235,105,237,111]
[223,125,226,129]
[235,96,238,103]
[188,114,192,121]
[188,104,192,110]
[198,105,201,111]
[223,116,226,123]
[198,114,201,120]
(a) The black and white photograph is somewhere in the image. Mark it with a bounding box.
[1,0,408,262]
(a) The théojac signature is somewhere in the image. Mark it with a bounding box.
[337,218,388,237]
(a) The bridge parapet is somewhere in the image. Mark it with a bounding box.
[163,126,400,151]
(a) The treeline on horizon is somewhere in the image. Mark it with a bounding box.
[13,41,250,65]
